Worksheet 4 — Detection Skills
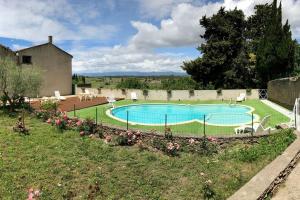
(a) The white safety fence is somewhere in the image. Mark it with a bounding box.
[293,98,300,131]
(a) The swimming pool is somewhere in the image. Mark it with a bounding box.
[107,104,258,126]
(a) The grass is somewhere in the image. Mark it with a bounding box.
[0,111,296,199]
[68,99,290,137]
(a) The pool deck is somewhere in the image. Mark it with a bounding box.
[261,99,292,118]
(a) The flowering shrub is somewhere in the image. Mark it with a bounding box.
[40,100,58,112]
[35,110,52,122]
[166,142,180,156]
[152,137,180,156]
[115,130,141,146]
[76,118,103,137]
[46,111,69,132]
[27,188,40,200]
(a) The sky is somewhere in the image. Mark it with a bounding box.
[0,0,300,74]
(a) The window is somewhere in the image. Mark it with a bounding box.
[22,56,32,64]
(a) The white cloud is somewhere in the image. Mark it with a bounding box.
[72,0,300,73]
[137,0,195,19]
[0,0,117,42]
[3,0,300,73]
[71,45,192,73]
[130,0,300,50]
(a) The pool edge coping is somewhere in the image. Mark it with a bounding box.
[105,103,260,127]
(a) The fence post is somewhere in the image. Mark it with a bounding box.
[165,114,167,135]
[295,105,297,129]
[73,104,76,117]
[203,114,206,138]
[95,107,98,125]
[251,113,254,137]
[126,110,129,130]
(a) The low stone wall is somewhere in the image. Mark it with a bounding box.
[268,77,300,109]
[76,87,260,101]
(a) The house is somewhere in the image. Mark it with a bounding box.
[0,36,73,97]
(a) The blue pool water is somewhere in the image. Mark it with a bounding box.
[110,104,255,126]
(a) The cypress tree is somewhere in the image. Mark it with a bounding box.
[256,0,296,87]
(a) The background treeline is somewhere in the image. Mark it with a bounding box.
[182,0,299,89]
[72,76,205,90]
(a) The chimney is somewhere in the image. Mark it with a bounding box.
[48,36,53,44]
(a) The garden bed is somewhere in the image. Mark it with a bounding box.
[0,110,296,199]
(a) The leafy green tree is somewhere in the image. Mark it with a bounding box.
[256,0,296,87]
[294,44,300,74]
[161,77,199,90]
[246,3,273,53]
[0,57,42,111]
[116,78,149,89]
[182,7,253,89]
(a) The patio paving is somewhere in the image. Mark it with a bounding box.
[31,96,123,112]
[272,162,300,200]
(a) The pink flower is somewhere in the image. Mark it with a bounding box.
[167,142,174,151]
[67,120,72,124]
[207,136,217,142]
[80,131,85,136]
[27,188,40,200]
[104,135,112,143]
[46,118,52,124]
[135,130,141,136]
[63,114,68,121]
[188,138,195,144]
[55,119,61,126]
[174,143,180,150]
[76,120,82,126]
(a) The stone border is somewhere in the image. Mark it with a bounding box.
[101,124,272,147]
[258,149,300,199]
[228,131,300,200]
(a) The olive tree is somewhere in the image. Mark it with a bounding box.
[0,57,42,111]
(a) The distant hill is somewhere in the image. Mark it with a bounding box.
[76,71,188,77]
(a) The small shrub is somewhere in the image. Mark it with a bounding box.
[152,137,167,151]
[246,88,252,95]
[13,115,29,135]
[151,137,180,156]
[164,126,173,140]
[189,89,195,97]
[202,180,216,200]
[114,130,141,146]
[77,118,98,136]
[166,142,180,156]
[143,89,149,97]
[121,88,126,95]
[40,100,58,111]
[167,90,172,98]
[186,137,218,155]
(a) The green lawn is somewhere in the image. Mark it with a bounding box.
[69,99,290,137]
[0,111,295,199]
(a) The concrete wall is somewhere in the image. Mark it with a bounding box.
[18,44,72,97]
[76,87,260,101]
[268,77,300,109]
[0,45,16,61]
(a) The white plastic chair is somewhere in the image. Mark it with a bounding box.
[106,96,116,108]
[131,92,138,101]
[235,115,271,134]
[236,93,246,102]
[54,91,66,101]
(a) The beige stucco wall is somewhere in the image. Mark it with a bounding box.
[268,77,300,109]
[18,44,72,97]
[76,87,260,101]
